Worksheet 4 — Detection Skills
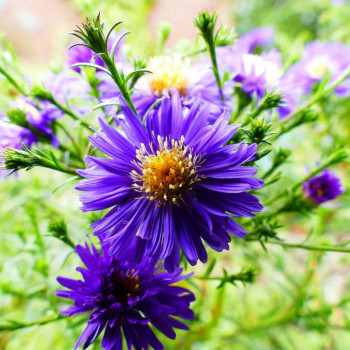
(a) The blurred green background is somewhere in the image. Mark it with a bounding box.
[1,0,350,349]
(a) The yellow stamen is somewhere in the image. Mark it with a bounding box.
[131,136,202,204]
[146,56,190,96]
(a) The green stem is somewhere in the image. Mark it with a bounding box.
[268,240,350,253]
[49,98,92,131]
[55,121,83,161]
[0,315,64,332]
[0,66,26,95]
[104,59,139,116]
[262,165,277,180]
[207,43,224,101]
[40,158,79,176]
[182,47,207,58]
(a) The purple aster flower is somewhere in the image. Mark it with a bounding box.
[130,55,233,118]
[220,46,282,98]
[16,97,60,146]
[76,92,263,272]
[285,42,350,96]
[56,241,195,350]
[278,41,350,118]
[303,169,344,204]
[237,27,274,53]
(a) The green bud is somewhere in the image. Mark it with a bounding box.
[217,267,257,288]
[31,84,54,102]
[245,217,282,250]
[6,108,29,128]
[72,14,109,54]
[194,11,218,43]
[2,145,78,176]
[264,91,284,109]
[272,148,291,167]
[48,218,75,248]
[158,22,171,45]
[215,27,236,47]
[243,118,273,145]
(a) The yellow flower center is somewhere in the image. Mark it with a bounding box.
[131,136,201,204]
[147,56,190,96]
[306,56,331,79]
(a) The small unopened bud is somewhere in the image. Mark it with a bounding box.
[48,218,75,248]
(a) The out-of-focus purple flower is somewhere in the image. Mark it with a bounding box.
[76,92,263,272]
[303,169,344,204]
[56,241,195,350]
[1,70,93,160]
[16,98,60,147]
[332,0,348,5]
[285,42,350,96]
[277,76,304,119]
[66,45,95,73]
[237,27,274,53]
[15,70,93,146]
[43,70,93,119]
[131,55,233,118]
[220,46,282,98]
[278,41,350,118]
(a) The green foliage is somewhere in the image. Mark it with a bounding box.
[1,1,350,350]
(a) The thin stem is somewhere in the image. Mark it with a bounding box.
[262,166,277,180]
[0,315,64,332]
[207,43,224,101]
[4,146,82,176]
[195,276,222,281]
[49,98,92,131]
[194,12,224,101]
[103,59,139,116]
[43,161,79,176]
[0,66,27,95]
[268,240,350,253]
[182,47,207,58]
[55,121,83,161]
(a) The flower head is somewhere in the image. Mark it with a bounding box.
[219,46,282,98]
[278,42,350,118]
[56,241,194,350]
[77,93,263,271]
[16,97,60,146]
[131,55,232,118]
[285,42,350,95]
[303,169,344,204]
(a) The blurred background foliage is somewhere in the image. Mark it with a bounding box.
[0,0,350,349]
